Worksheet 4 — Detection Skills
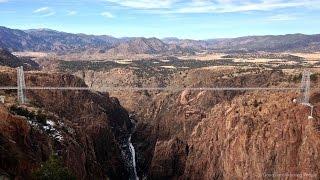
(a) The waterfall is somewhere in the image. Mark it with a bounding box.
[120,135,139,180]
[128,136,139,180]
[120,114,139,180]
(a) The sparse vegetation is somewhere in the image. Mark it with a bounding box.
[59,58,243,74]
[289,73,302,83]
[10,106,48,125]
[310,73,318,81]
[253,100,259,108]
[32,155,76,180]
[222,53,304,63]
[36,110,47,125]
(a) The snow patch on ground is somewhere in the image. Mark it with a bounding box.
[47,120,55,126]
[26,119,64,142]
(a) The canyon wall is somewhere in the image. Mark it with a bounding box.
[77,68,320,179]
[0,69,135,179]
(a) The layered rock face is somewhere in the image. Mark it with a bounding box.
[178,91,320,179]
[77,68,320,179]
[0,69,134,179]
[0,104,51,178]
[151,71,320,179]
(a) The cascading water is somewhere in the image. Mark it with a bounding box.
[120,115,139,180]
[128,136,138,180]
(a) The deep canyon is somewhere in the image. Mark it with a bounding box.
[75,67,320,179]
[1,48,320,179]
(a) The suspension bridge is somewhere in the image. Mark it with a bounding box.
[0,67,315,118]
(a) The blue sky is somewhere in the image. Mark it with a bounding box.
[0,0,319,39]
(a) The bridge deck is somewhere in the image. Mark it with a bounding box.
[0,86,302,91]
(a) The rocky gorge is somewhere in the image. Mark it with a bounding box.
[75,67,320,179]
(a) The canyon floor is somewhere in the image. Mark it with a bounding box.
[1,51,320,179]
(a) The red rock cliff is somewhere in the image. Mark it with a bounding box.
[0,69,134,179]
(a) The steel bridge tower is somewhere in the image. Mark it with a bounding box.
[298,70,313,119]
[17,66,27,104]
[299,70,311,105]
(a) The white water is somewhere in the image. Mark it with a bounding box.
[128,136,139,180]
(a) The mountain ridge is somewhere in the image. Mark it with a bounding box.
[0,48,40,70]
[0,26,320,54]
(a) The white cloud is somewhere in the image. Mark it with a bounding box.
[33,7,55,17]
[101,11,115,18]
[174,1,307,14]
[104,0,320,13]
[33,7,50,13]
[104,0,177,9]
[67,11,77,16]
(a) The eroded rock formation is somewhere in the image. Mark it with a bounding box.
[0,69,135,179]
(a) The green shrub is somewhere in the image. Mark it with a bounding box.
[32,155,76,180]
[10,106,47,125]
[36,110,47,125]
[291,73,302,83]
[310,73,318,81]
[253,100,259,108]
[10,106,34,119]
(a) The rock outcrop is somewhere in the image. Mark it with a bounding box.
[146,70,320,179]
[0,69,134,179]
[0,49,39,70]
[0,104,51,178]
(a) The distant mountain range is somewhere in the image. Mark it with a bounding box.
[0,26,320,55]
